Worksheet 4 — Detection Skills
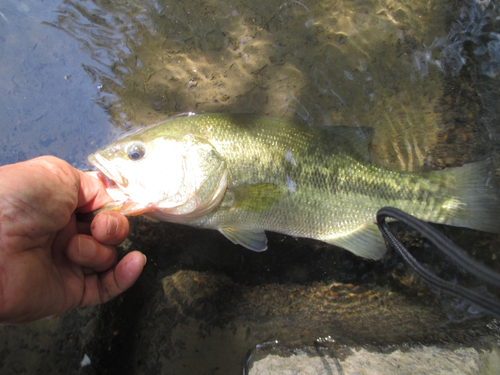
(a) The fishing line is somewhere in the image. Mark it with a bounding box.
[376,206,500,318]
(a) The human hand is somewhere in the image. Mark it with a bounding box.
[0,156,146,324]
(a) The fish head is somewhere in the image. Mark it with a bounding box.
[88,126,228,219]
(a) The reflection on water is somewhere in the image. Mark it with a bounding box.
[1,0,500,374]
[0,0,121,168]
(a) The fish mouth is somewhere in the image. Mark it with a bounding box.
[88,153,129,188]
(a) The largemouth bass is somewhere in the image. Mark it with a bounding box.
[88,113,500,260]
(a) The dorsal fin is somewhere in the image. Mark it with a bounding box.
[316,126,374,162]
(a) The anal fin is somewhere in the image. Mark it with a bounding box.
[218,227,268,251]
[324,223,387,260]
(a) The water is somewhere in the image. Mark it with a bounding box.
[1,0,500,374]
[2,0,500,169]
[0,0,124,168]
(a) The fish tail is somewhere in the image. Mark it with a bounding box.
[440,158,500,234]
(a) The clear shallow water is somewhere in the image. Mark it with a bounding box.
[3,0,500,170]
[1,0,500,374]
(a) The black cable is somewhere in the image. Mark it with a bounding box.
[376,207,500,318]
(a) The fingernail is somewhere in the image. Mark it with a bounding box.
[107,214,119,236]
[142,254,147,265]
[78,237,96,258]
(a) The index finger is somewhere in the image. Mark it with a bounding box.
[75,170,114,213]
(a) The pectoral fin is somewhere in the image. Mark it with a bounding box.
[323,223,387,260]
[229,184,283,212]
[218,227,268,251]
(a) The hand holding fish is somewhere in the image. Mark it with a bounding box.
[0,156,146,324]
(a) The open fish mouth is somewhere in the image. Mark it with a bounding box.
[88,153,128,187]
[92,170,118,189]
[87,154,138,214]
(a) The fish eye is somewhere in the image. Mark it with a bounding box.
[127,143,146,161]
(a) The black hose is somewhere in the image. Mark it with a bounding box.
[376,207,500,318]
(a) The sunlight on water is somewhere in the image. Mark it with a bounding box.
[43,0,500,172]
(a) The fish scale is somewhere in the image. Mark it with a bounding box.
[89,113,500,259]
